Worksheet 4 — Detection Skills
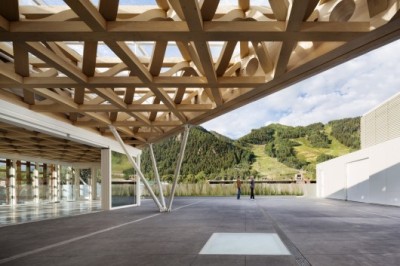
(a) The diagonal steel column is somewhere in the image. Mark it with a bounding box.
[167,125,190,211]
[149,143,166,209]
[109,126,164,211]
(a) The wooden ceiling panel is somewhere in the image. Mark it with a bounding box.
[0,122,100,162]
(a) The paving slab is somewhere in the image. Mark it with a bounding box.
[0,197,400,265]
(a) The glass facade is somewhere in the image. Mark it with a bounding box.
[111,151,136,208]
[0,159,101,206]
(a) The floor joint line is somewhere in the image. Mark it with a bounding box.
[0,200,202,264]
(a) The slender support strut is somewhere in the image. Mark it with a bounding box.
[167,125,190,211]
[109,126,164,211]
[149,143,166,209]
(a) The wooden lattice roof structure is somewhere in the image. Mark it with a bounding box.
[0,0,399,148]
[0,121,101,162]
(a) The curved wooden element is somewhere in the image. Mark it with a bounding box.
[215,9,245,21]
[96,63,128,77]
[318,0,356,22]
[31,69,58,77]
[36,10,78,22]
[127,9,167,21]
[367,0,389,18]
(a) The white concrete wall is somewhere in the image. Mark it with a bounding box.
[317,136,400,206]
[361,92,400,149]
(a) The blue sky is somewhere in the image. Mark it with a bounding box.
[202,40,400,139]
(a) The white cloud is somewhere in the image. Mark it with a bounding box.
[202,40,400,139]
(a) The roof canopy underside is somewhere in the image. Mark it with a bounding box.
[0,0,399,148]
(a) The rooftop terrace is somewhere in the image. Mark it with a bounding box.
[1,197,400,265]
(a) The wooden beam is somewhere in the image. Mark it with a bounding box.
[178,0,222,106]
[174,87,186,104]
[239,0,250,12]
[84,112,112,125]
[27,88,78,110]
[149,97,160,121]
[82,41,98,77]
[215,41,237,77]
[91,88,127,109]
[24,42,87,83]
[105,41,153,82]
[124,88,135,104]
[156,0,169,11]
[91,88,152,125]
[269,0,289,21]
[102,40,186,122]
[10,47,27,71]
[99,0,119,21]
[3,21,371,42]
[74,120,182,127]
[0,0,19,21]
[274,0,318,77]
[201,0,220,21]
[0,76,267,88]
[149,87,187,123]
[66,0,113,122]
[240,41,249,58]
[0,63,23,83]
[12,42,34,104]
[149,41,167,76]
[0,16,10,31]
[64,0,106,31]
[168,0,186,21]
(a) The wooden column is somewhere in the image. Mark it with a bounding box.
[33,163,39,204]
[91,167,97,200]
[9,161,16,206]
[74,168,80,201]
[66,167,73,201]
[5,159,10,205]
[43,163,48,201]
[26,161,32,200]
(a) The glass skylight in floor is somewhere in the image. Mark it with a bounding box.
[199,233,291,255]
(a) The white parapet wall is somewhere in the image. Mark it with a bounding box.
[317,136,400,206]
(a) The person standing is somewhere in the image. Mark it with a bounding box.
[236,177,242,200]
[250,176,255,200]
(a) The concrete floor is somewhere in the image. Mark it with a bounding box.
[1,197,400,266]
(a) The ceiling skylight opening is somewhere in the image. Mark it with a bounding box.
[209,41,225,63]
[42,0,68,6]
[165,42,182,60]
[20,0,39,6]
[119,0,158,6]
[126,42,154,58]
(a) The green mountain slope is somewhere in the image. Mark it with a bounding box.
[138,117,360,182]
[241,117,360,180]
[251,144,298,179]
[140,126,255,182]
